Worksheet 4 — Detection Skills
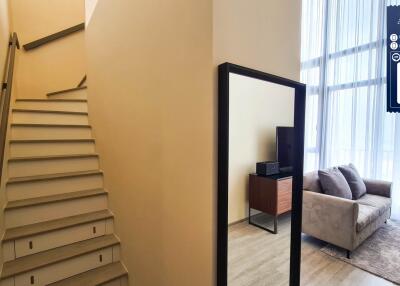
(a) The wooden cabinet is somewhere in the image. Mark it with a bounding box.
[249,173,292,233]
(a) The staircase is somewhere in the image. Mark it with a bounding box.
[0,86,129,285]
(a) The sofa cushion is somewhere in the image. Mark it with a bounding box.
[318,168,352,200]
[357,204,380,232]
[303,171,322,193]
[338,163,366,199]
[356,194,392,215]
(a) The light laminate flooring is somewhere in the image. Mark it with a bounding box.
[228,213,395,286]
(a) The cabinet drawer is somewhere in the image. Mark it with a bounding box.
[15,247,113,286]
[277,191,292,214]
[277,178,292,214]
[277,178,292,192]
[15,220,106,258]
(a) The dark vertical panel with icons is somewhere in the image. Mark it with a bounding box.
[387,6,400,113]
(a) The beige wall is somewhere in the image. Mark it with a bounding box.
[213,0,302,81]
[10,0,86,99]
[85,0,302,285]
[0,0,10,84]
[228,73,295,223]
[85,1,214,285]
[85,0,98,26]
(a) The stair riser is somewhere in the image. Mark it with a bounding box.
[102,280,121,286]
[0,278,13,286]
[8,157,99,178]
[2,218,114,262]
[5,195,108,228]
[15,101,88,112]
[48,89,87,99]
[10,142,96,157]
[11,126,92,140]
[102,277,129,286]
[6,174,103,201]
[12,112,89,125]
[13,245,120,286]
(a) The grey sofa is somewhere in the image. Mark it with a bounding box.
[302,171,392,258]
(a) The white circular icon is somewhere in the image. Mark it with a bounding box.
[392,53,400,62]
[391,42,398,50]
[390,34,398,41]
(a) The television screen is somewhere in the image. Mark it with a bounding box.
[276,126,294,172]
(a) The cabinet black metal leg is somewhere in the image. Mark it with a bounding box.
[248,208,278,234]
[346,250,351,259]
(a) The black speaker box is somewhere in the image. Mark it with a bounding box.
[256,161,280,176]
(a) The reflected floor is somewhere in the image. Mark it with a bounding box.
[228,213,394,286]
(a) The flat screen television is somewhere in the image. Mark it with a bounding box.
[276,126,294,173]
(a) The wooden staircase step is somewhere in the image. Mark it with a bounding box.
[0,234,119,279]
[3,210,113,241]
[16,98,87,102]
[5,189,107,210]
[7,170,103,185]
[9,153,99,162]
[12,108,88,115]
[11,123,91,128]
[10,138,95,143]
[48,262,127,286]
[47,86,87,97]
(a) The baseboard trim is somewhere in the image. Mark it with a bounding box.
[228,217,248,226]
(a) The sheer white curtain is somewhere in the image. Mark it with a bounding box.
[301,0,400,220]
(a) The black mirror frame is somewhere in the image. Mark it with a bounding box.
[217,63,306,286]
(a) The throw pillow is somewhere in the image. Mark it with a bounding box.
[318,167,352,200]
[338,163,367,199]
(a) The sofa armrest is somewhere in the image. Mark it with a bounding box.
[302,191,359,250]
[363,179,392,198]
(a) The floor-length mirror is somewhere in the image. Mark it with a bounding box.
[217,63,306,286]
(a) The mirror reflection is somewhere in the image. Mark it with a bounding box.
[227,72,295,285]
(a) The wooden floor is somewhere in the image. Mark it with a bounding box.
[228,213,395,286]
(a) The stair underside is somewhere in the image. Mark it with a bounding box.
[3,210,113,241]
[7,169,103,184]
[5,188,107,210]
[0,234,119,279]
[48,262,127,286]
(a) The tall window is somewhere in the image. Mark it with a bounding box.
[301,0,400,220]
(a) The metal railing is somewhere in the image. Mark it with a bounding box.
[0,32,20,183]
[23,23,84,51]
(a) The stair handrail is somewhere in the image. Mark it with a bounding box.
[77,75,87,88]
[0,32,20,184]
[23,23,84,51]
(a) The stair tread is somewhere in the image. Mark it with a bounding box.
[16,98,87,102]
[10,138,95,143]
[47,86,87,97]
[9,153,99,162]
[48,262,127,286]
[5,188,107,210]
[0,234,119,279]
[11,123,91,128]
[3,210,113,241]
[12,108,88,115]
[7,169,103,184]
